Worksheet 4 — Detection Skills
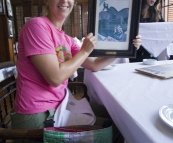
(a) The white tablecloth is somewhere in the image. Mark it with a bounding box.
[84,60,173,143]
[139,22,173,57]
[167,43,173,56]
[158,43,173,60]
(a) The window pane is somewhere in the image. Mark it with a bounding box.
[16,6,23,33]
[64,15,72,36]
[33,5,38,17]
[74,5,82,39]
[82,4,88,37]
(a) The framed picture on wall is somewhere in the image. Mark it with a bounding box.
[7,18,13,37]
[6,0,13,17]
[88,0,142,58]
[0,0,5,14]
[24,17,31,23]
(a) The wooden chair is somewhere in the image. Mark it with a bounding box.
[0,61,91,142]
[68,81,90,101]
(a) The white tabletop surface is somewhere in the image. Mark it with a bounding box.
[84,60,173,143]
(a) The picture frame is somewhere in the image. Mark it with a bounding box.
[88,0,142,58]
[0,0,5,14]
[5,0,13,17]
[24,17,31,23]
[7,18,13,37]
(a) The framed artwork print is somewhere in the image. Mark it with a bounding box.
[88,0,142,58]
[6,0,12,17]
[0,0,5,14]
[8,19,13,37]
[24,17,31,23]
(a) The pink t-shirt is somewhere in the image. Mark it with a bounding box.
[14,16,80,114]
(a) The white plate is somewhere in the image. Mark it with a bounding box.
[101,65,116,70]
[159,104,173,128]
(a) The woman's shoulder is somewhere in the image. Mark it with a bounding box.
[18,16,52,40]
[24,16,49,26]
[20,16,53,34]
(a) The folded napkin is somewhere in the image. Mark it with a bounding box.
[73,37,83,47]
[70,71,78,81]
[54,88,96,127]
[167,43,173,56]
[71,37,85,81]
[139,22,173,57]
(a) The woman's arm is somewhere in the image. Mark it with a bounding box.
[81,35,142,71]
[30,33,96,87]
[31,34,141,86]
[81,57,116,72]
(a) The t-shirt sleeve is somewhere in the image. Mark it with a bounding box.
[20,23,56,57]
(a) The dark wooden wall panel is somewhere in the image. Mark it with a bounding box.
[0,15,10,62]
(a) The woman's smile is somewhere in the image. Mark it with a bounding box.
[57,6,69,10]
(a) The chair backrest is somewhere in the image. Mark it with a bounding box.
[0,61,16,142]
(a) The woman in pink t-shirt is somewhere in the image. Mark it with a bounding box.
[11,0,141,143]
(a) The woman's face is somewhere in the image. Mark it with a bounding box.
[146,0,156,6]
[45,0,74,20]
